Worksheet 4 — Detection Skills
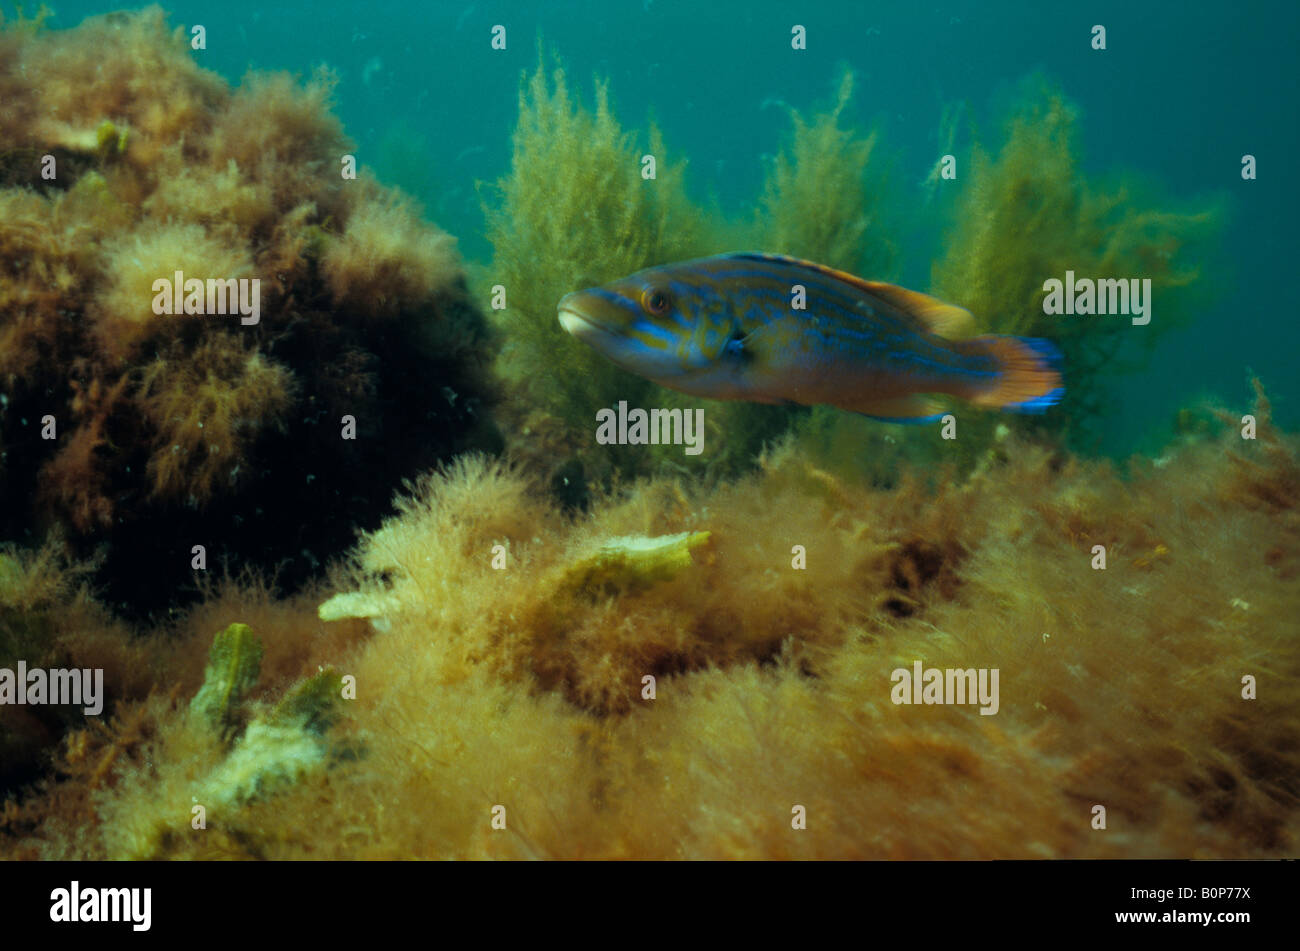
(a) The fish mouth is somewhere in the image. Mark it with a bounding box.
[558,293,688,382]
[558,304,660,378]
[558,299,621,345]
[557,306,599,338]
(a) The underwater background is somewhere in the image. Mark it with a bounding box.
[0,0,1296,859]
[134,0,1300,455]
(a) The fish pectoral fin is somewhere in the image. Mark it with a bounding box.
[847,394,948,424]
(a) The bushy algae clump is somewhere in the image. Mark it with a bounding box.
[226,388,1300,858]
[5,386,1292,859]
[483,57,902,493]
[481,55,707,491]
[662,67,900,483]
[0,8,500,614]
[0,8,1270,865]
[930,76,1220,448]
[755,69,897,281]
[486,58,1223,494]
[0,539,153,795]
[782,77,1223,482]
[98,622,344,860]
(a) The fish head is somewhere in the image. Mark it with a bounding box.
[558,263,751,393]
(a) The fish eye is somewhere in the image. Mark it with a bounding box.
[641,288,671,316]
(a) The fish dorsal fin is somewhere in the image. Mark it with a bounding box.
[855,282,975,337]
[724,252,975,338]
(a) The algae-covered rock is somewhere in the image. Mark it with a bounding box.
[0,8,502,620]
[112,631,347,857]
[200,669,344,808]
[200,720,330,809]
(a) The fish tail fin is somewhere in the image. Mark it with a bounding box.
[956,335,1064,413]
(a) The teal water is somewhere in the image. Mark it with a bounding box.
[38,0,1300,455]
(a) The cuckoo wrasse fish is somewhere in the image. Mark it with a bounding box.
[557,252,1062,422]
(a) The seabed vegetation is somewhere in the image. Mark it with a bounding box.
[0,9,1293,859]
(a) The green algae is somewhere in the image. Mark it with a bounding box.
[486,56,903,488]
[930,76,1221,447]
[94,119,128,160]
[267,668,345,735]
[0,3,51,35]
[483,51,707,457]
[189,622,263,742]
[756,69,897,280]
[644,70,900,480]
[487,60,1222,490]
